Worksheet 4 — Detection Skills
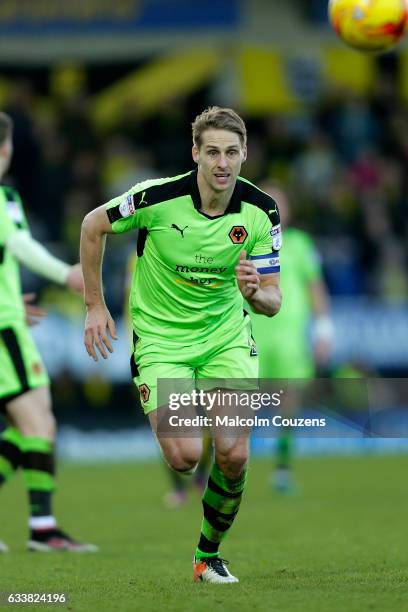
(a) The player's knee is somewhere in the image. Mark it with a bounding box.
[21,412,56,440]
[44,412,57,439]
[217,448,248,478]
[167,449,200,473]
[34,397,56,439]
[31,406,56,439]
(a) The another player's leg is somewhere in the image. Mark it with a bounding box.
[0,425,23,552]
[7,387,97,552]
[272,386,302,494]
[193,433,249,584]
[162,466,189,508]
[273,426,295,493]
[194,432,212,493]
[163,430,212,509]
[0,425,23,486]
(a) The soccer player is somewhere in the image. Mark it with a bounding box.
[124,251,212,509]
[250,182,333,492]
[80,107,282,583]
[0,112,97,552]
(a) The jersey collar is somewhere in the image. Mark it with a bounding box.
[189,169,242,217]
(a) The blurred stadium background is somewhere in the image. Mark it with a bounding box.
[1,0,408,461]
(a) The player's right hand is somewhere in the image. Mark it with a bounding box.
[66,263,84,294]
[84,304,117,361]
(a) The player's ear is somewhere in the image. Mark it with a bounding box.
[242,145,247,163]
[192,144,199,164]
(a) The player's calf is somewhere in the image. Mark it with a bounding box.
[214,439,249,479]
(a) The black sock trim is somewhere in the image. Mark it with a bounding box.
[198,533,219,554]
[202,500,238,532]
[22,451,55,474]
[207,476,242,499]
[0,439,22,470]
[29,490,52,517]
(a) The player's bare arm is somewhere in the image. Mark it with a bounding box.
[236,250,281,317]
[80,205,117,361]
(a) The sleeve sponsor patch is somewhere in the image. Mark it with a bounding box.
[250,252,280,274]
[270,224,282,251]
[107,193,137,223]
[7,201,23,224]
[119,194,135,218]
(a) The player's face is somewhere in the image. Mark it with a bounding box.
[0,137,13,174]
[192,129,247,193]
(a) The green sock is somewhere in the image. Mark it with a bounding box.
[276,429,292,469]
[0,427,23,486]
[195,461,247,559]
[21,436,55,518]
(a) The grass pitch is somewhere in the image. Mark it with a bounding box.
[0,455,407,611]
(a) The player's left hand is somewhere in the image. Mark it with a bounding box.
[23,293,47,327]
[236,250,260,300]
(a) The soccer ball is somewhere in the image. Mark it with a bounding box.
[328,0,408,52]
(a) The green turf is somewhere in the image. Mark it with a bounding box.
[0,455,407,611]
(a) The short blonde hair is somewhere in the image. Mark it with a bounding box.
[192,106,246,148]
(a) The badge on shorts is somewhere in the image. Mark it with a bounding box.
[250,344,257,357]
[32,362,43,375]
[119,195,135,218]
[139,383,151,403]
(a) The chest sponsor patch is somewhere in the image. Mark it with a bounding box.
[270,224,282,251]
[119,194,135,218]
[7,201,23,224]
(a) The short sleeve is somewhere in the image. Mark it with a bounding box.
[248,205,281,274]
[105,180,157,234]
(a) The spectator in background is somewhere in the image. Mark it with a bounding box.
[6,80,40,214]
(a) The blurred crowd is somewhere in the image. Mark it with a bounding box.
[3,61,408,317]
